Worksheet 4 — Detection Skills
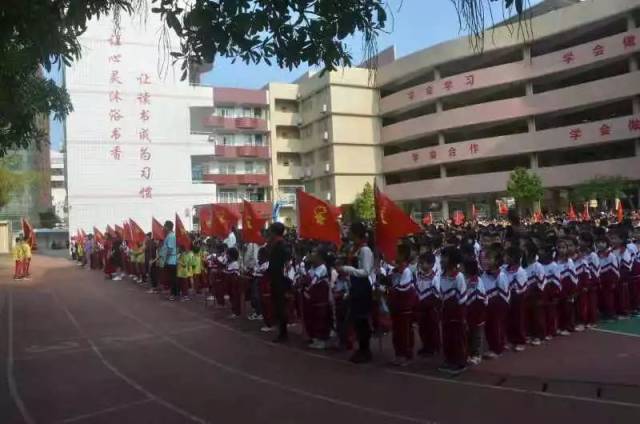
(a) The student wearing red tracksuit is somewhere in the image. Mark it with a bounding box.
[388,244,418,366]
[556,238,577,336]
[303,247,332,350]
[596,237,618,321]
[629,228,640,317]
[540,244,561,339]
[579,232,600,326]
[574,246,592,331]
[504,246,528,352]
[523,241,546,345]
[482,248,510,359]
[413,252,441,356]
[438,247,468,375]
[464,259,487,366]
[611,229,632,319]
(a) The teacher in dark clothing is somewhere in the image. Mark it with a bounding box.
[267,222,291,343]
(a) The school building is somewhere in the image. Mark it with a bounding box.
[199,0,640,224]
[378,0,640,219]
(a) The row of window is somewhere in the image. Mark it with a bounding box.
[217,189,266,203]
[212,133,265,146]
[384,138,638,185]
[214,107,264,119]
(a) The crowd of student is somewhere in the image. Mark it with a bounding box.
[72,212,640,374]
[11,236,33,280]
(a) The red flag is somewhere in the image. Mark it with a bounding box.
[453,210,465,226]
[211,204,240,238]
[581,203,590,222]
[375,187,420,262]
[242,200,266,244]
[567,203,577,221]
[106,225,117,238]
[21,218,37,250]
[129,219,146,244]
[297,190,342,246]
[81,229,87,240]
[199,205,214,237]
[422,212,433,226]
[498,201,509,216]
[93,227,105,244]
[533,211,543,223]
[123,221,133,243]
[115,225,124,239]
[471,204,478,221]
[152,217,165,242]
[617,200,624,223]
[175,213,191,250]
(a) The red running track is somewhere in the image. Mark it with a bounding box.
[1,255,640,424]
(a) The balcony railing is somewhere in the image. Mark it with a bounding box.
[214,145,270,158]
[202,116,268,131]
[202,173,270,186]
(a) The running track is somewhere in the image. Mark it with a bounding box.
[2,255,640,424]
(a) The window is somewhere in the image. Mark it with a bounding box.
[216,107,233,117]
[254,107,263,118]
[51,180,65,188]
[50,168,64,176]
[242,108,252,117]
[244,161,254,174]
[219,162,236,175]
[218,190,238,203]
[254,134,263,146]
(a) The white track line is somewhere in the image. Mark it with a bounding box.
[60,398,153,423]
[592,327,640,338]
[49,288,210,424]
[388,370,640,409]
[84,265,640,411]
[7,288,36,424]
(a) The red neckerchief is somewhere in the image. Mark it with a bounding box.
[506,265,519,273]
[598,250,609,258]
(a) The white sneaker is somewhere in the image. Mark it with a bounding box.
[112,276,122,281]
[575,324,585,332]
[483,351,499,359]
[260,326,273,332]
[206,295,215,301]
[229,314,238,319]
[530,338,542,346]
[558,330,570,336]
[514,345,525,352]
[146,288,158,294]
[181,296,191,302]
[468,356,482,366]
[247,313,259,321]
[309,340,327,350]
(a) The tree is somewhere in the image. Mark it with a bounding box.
[0,154,37,209]
[506,167,544,211]
[353,182,375,222]
[39,208,62,229]
[573,176,637,209]
[0,0,527,155]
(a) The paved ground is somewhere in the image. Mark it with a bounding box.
[2,255,640,424]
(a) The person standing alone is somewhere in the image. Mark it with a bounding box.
[267,223,291,343]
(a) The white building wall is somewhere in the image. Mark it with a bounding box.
[65,12,216,233]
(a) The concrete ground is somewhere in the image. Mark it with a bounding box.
[1,255,640,424]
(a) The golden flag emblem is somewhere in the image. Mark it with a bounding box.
[216,213,226,224]
[245,216,253,230]
[314,206,328,225]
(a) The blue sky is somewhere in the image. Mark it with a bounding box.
[50,0,537,149]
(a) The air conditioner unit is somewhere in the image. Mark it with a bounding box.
[326,192,332,201]
[296,92,301,99]
[304,168,312,177]
[296,117,303,126]
[207,135,217,143]
[324,163,330,173]
[322,131,329,141]
[321,104,328,113]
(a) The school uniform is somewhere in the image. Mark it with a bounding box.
[482,271,509,355]
[177,251,194,297]
[505,266,528,346]
[302,264,332,343]
[525,262,546,340]
[226,260,242,316]
[255,261,273,327]
[388,264,418,360]
[465,275,487,359]
[574,255,592,326]
[12,243,24,279]
[613,246,633,317]
[556,259,577,333]
[414,269,442,354]
[586,251,600,324]
[332,272,353,350]
[440,272,467,368]
[598,251,619,319]
[628,242,640,315]
[215,255,229,306]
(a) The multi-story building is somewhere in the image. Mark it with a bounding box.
[268,67,382,225]
[50,149,67,223]
[378,0,640,218]
[190,87,272,218]
[64,12,215,233]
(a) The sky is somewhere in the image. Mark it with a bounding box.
[50,0,540,149]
